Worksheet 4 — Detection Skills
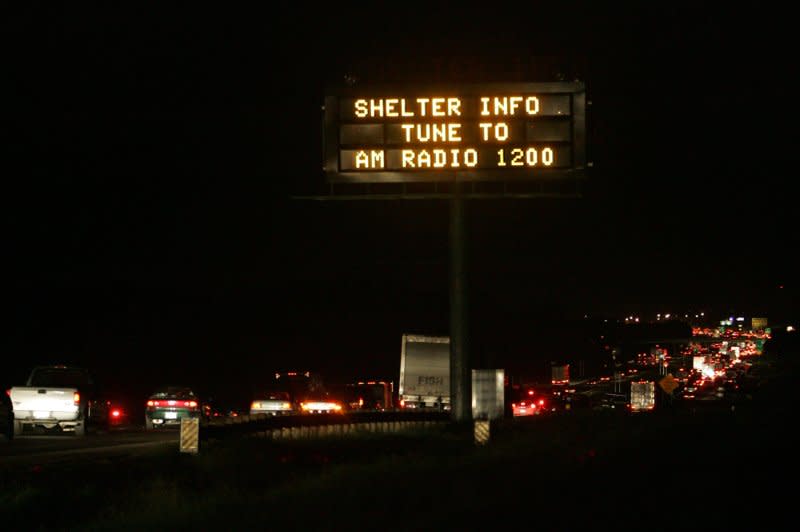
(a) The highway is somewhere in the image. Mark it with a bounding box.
[0,335,771,475]
[0,409,451,472]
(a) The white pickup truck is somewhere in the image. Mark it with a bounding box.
[8,365,108,437]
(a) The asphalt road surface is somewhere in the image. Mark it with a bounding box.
[0,425,181,472]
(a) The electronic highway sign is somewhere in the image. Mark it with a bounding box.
[323,81,586,183]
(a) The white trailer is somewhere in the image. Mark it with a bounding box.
[399,334,450,410]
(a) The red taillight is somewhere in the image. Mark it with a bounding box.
[111,409,121,418]
[538,399,544,406]
[5,389,10,398]
[147,399,197,408]
[73,392,80,405]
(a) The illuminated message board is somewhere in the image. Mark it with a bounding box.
[323,82,585,183]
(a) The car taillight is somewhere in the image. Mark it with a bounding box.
[146,399,197,408]
[111,409,121,418]
[73,391,80,405]
[5,389,10,397]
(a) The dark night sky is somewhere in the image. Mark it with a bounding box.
[5,4,797,400]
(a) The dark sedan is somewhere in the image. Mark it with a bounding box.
[144,386,202,430]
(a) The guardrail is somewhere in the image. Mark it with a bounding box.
[200,410,451,441]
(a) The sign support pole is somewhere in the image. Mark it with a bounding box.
[450,180,471,423]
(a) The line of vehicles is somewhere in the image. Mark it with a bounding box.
[2,334,446,437]
[2,329,763,438]
[2,365,401,437]
[248,372,395,418]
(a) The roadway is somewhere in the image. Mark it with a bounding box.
[0,424,180,472]
[0,358,763,474]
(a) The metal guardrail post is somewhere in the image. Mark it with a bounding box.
[180,417,200,454]
[474,419,490,446]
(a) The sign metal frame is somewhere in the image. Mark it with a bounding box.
[323,81,586,184]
